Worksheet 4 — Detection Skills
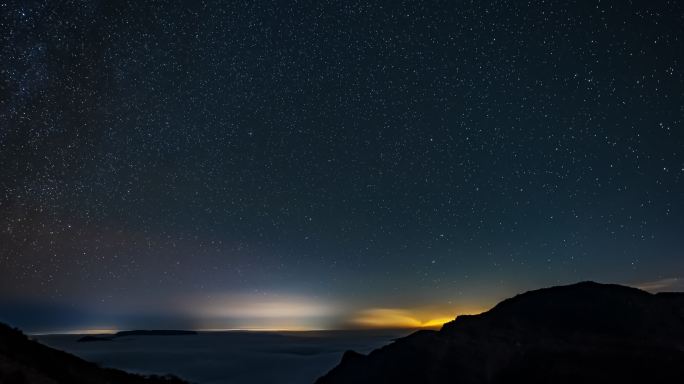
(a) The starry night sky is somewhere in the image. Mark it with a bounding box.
[1,0,684,332]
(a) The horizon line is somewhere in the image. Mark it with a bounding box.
[28,325,447,336]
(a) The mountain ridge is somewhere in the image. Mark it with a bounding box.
[316,281,684,384]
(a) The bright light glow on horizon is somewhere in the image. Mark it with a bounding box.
[184,293,489,330]
[25,295,491,334]
[197,296,335,318]
[350,307,486,329]
[178,292,340,330]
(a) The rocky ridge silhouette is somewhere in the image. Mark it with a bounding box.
[316,282,684,384]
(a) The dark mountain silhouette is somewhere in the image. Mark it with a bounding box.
[0,322,187,384]
[78,330,197,342]
[316,282,684,384]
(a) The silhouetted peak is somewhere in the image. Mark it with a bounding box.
[442,281,682,340]
[318,282,684,384]
[340,350,364,364]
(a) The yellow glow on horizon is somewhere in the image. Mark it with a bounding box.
[350,307,486,329]
[420,317,457,328]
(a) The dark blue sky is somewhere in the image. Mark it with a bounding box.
[1,0,683,332]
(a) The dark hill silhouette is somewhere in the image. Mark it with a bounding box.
[316,282,684,384]
[0,322,187,384]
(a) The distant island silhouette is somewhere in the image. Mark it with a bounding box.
[78,330,198,342]
[317,281,684,383]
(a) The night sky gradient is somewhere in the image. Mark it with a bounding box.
[1,0,684,332]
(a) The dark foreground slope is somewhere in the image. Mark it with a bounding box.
[317,282,684,384]
[0,323,186,384]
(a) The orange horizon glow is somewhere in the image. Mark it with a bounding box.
[350,308,486,329]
